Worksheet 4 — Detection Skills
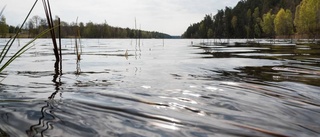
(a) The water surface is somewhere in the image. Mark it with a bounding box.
[0,39,320,136]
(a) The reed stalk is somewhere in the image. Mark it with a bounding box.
[74,17,82,61]
[0,27,55,72]
[0,0,62,79]
[58,18,62,72]
[0,0,40,73]
[135,17,137,45]
[0,5,6,17]
[42,0,62,72]
[0,0,62,74]
[42,0,60,62]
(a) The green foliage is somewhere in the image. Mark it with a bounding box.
[247,9,252,24]
[198,15,214,38]
[253,7,260,21]
[253,7,262,38]
[1,14,171,39]
[214,10,225,38]
[0,28,53,72]
[231,16,237,30]
[207,28,214,38]
[274,8,294,37]
[182,0,302,38]
[182,23,200,38]
[246,9,252,38]
[19,16,171,39]
[182,15,214,38]
[285,9,294,35]
[0,0,52,73]
[261,10,275,37]
[199,22,206,38]
[294,4,302,33]
[0,16,8,37]
[254,23,262,38]
[294,0,320,38]
[245,25,250,39]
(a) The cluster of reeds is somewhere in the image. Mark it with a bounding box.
[0,0,53,73]
[0,0,63,76]
[42,0,62,72]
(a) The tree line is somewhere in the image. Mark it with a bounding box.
[0,15,172,39]
[182,0,320,40]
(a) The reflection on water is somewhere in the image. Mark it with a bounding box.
[0,39,320,136]
[194,42,320,87]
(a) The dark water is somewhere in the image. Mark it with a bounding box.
[0,39,320,137]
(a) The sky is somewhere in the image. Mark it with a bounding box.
[1,0,240,36]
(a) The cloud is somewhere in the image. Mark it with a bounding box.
[1,0,240,35]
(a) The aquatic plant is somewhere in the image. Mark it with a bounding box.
[58,18,62,71]
[42,0,62,71]
[0,0,61,73]
[74,17,82,62]
[0,29,54,73]
[0,0,42,73]
[0,5,6,17]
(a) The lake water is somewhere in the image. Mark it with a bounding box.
[0,39,320,137]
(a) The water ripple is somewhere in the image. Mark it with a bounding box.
[1,39,320,136]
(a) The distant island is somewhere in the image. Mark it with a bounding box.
[0,16,173,39]
[182,0,319,41]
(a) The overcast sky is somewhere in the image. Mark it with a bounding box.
[1,0,240,35]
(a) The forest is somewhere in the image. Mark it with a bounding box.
[0,16,172,39]
[182,0,320,40]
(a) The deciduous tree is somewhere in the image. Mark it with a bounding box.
[261,10,275,38]
[0,16,8,37]
[274,8,293,37]
[207,28,214,38]
[294,0,320,39]
[253,7,262,38]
